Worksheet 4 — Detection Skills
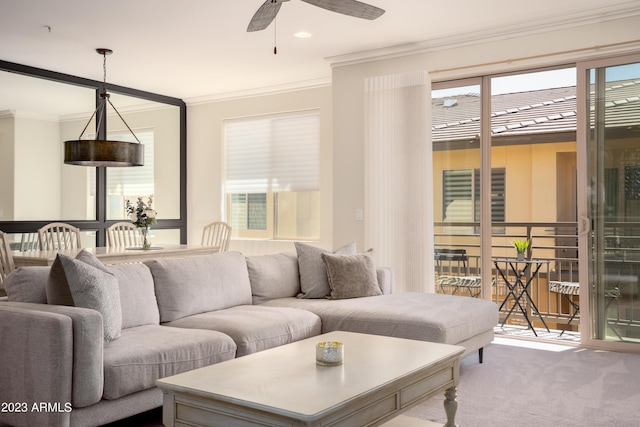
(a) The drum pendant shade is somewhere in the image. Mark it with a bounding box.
[64,48,144,167]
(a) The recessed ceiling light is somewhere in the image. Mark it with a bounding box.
[294,31,312,39]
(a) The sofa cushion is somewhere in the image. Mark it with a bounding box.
[108,263,160,328]
[322,252,382,299]
[246,252,300,305]
[102,325,237,400]
[47,249,111,306]
[58,253,122,342]
[164,305,322,357]
[145,252,252,323]
[295,241,356,299]
[261,293,498,348]
[5,266,50,303]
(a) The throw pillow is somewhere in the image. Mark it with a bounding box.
[295,241,357,299]
[322,252,382,300]
[47,249,111,306]
[57,253,122,342]
[246,252,300,305]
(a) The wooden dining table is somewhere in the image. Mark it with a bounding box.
[11,244,220,267]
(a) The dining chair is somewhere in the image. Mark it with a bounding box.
[19,232,40,251]
[201,221,232,252]
[0,230,16,295]
[434,248,483,297]
[107,222,142,247]
[38,222,82,250]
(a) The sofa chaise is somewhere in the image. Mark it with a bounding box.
[0,247,498,427]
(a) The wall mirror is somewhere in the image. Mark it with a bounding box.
[0,62,186,247]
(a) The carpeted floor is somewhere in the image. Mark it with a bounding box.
[103,338,640,426]
[405,338,640,427]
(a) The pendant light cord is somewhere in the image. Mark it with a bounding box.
[77,49,141,144]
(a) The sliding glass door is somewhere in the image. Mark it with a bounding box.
[579,54,640,348]
[431,79,484,296]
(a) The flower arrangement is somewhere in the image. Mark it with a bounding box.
[126,195,157,249]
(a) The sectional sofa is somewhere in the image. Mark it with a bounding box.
[0,246,498,427]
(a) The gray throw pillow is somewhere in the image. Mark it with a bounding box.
[57,253,122,342]
[321,252,382,300]
[295,241,357,299]
[47,249,111,306]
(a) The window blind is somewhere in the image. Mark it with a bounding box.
[224,110,320,194]
[442,168,505,221]
[107,129,155,196]
[88,129,154,197]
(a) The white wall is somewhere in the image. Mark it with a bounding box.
[187,86,332,255]
[0,113,15,220]
[13,114,61,220]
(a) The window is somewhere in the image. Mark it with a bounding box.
[442,168,505,222]
[106,129,155,219]
[224,110,320,240]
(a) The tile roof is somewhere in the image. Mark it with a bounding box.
[432,79,640,143]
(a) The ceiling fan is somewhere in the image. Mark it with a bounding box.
[247,0,385,32]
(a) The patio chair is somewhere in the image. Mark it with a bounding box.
[0,230,16,296]
[38,222,82,250]
[201,221,232,252]
[549,280,580,336]
[107,222,142,247]
[434,248,483,297]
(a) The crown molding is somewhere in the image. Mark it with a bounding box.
[0,109,59,122]
[185,77,331,106]
[326,3,640,68]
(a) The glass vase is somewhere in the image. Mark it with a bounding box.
[140,226,151,250]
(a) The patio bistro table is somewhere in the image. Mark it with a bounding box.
[494,258,550,336]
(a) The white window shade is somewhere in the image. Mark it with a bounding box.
[89,129,154,198]
[107,129,154,196]
[224,110,319,194]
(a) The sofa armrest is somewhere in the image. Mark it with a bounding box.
[0,302,104,415]
[376,267,395,294]
[0,304,73,427]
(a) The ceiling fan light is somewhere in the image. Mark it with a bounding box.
[64,140,144,167]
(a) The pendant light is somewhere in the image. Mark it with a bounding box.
[64,48,144,167]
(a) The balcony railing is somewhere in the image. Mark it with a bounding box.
[435,221,640,340]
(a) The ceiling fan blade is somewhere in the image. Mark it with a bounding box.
[300,0,385,20]
[247,0,283,32]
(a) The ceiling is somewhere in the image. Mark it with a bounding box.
[1,0,639,103]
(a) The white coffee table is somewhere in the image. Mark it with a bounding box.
[157,331,464,427]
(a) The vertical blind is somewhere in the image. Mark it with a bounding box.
[224,110,320,194]
[364,71,433,293]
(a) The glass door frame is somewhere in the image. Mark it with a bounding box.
[430,77,493,298]
[577,52,640,352]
